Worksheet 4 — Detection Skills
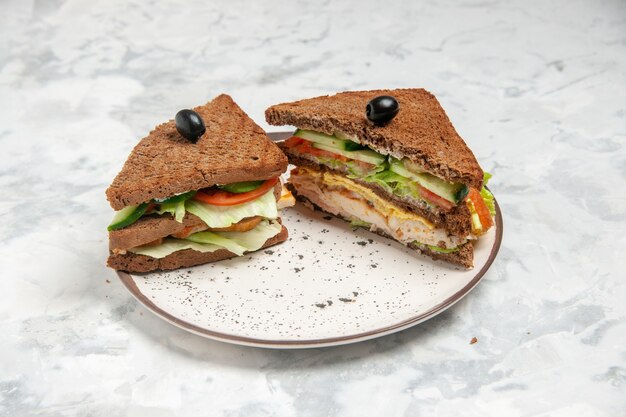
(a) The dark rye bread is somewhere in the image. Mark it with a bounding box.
[108,224,288,273]
[408,240,474,269]
[287,185,473,268]
[284,152,471,237]
[266,88,483,190]
[109,183,283,250]
[106,94,288,210]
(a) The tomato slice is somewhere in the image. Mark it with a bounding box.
[193,178,278,206]
[285,136,356,163]
[283,136,305,149]
[419,186,455,211]
[297,141,348,161]
[468,188,493,230]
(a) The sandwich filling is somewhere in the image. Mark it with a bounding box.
[282,130,474,213]
[108,179,295,258]
[282,129,495,235]
[290,167,470,251]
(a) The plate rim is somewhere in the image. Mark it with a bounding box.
[116,131,503,348]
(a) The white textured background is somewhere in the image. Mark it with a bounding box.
[1,0,625,415]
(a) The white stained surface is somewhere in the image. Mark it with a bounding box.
[1,0,625,416]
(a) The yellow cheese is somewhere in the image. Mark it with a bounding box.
[297,167,434,229]
[277,185,296,209]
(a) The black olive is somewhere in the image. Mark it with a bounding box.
[175,109,206,143]
[366,96,399,124]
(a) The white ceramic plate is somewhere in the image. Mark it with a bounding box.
[117,134,503,349]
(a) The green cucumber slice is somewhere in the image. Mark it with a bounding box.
[219,180,264,194]
[108,203,149,231]
[426,244,460,253]
[294,129,364,151]
[312,143,386,165]
[157,191,196,204]
[389,159,464,203]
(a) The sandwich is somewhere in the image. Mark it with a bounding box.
[106,94,294,273]
[265,88,495,268]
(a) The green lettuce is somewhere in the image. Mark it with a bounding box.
[345,160,387,178]
[156,200,186,223]
[185,189,278,228]
[315,156,387,178]
[315,157,346,171]
[129,219,282,258]
[359,169,421,200]
[128,239,222,258]
[480,172,496,216]
[186,219,282,256]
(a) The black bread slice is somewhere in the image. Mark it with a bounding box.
[266,88,483,190]
[107,94,288,210]
[108,224,288,273]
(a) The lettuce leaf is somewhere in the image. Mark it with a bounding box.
[315,157,346,171]
[128,219,282,258]
[128,239,223,258]
[359,169,422,200]
[185,189,278,228]
[199,220,283,253]
[156,200,186,223]
[480,172,496,216]
[315,156,387,178]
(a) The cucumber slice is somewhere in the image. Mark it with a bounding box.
[426,244,460,253]
[157,191,196,204]
[389,159,463,203]
[312,143,386,165]
[108,203,149,231]
[294,129,363,151]
[219,180,264,194]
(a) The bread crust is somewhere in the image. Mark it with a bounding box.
[106,94,288,210]
[108,225,288,273]
[286,184,473,268]
[266,88,483,190]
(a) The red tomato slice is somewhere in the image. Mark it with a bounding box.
[419,186,455,211]
[468,188,493,230]
[193,178,278,206]
[283,136,305,149]
[292,141,349,162]
[285,136,358,164]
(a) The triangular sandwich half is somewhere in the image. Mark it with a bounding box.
[106,94,293,273]
[266,88,496,268]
